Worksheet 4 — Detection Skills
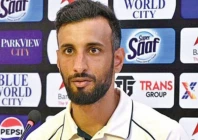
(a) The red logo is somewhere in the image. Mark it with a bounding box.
[0,117,24,138]
[193,123,198,136]
[194,37,198,46]
[61,0,74,4]
[140,80,173,90]
[59,82,65,90]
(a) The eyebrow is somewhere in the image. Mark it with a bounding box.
[86,42,104,47]
[59,43,73,49]
[59,42,104,49]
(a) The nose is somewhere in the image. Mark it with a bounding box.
[73,52,88,73]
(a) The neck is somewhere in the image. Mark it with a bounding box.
[71,88,120,136]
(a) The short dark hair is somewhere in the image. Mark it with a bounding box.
[55,0,121,51]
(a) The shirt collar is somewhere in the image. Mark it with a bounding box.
[105,88,133,139]
[62,101,78,139]
[61,88,133,139]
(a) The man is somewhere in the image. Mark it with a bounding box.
[27,0,189,139]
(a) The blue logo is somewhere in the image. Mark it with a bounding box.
[181,0,198,19]
[113,0,176,20]
[0,0,43,22]
[121,28,175,64]
[0,115,41,140]
[124,0,165,18]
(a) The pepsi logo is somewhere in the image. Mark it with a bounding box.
[0,117,24,139]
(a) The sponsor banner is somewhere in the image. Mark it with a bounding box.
[180,28,198,63]
[181,0,198,19]
[121,28,175,64]
[0,73,41,107]
[0,0,43,22]
[47,30,58,64]
[0,115,41,140]
[48,0,108,21]
[46,73,69,107]
[0,30,42,64]
[114,0,176,20]
[179,117,198,139]
[179,73,198,108]
[115,73,174,108]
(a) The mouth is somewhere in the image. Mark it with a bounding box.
[71,77,93,88]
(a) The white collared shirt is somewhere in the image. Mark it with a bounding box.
[27,89,190,140]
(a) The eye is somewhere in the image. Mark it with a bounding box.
[64,47,74,54]
[89,47,100,54]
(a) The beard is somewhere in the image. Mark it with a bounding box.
[60,62,113,105]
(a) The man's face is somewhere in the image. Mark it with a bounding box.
[57,17,115,105]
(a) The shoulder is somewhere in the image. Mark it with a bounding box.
[26,109,66,140]
[132,100,188,139]
[132,100,176,124]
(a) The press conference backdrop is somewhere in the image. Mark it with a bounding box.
[0,0,197,139]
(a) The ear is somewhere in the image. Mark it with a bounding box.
[56,50,60,71]
[114,48,125,73]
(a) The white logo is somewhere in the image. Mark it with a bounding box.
[179,73,198,108]
[0,73,41,107]
[115,73,174,108]
[179,117,198,139]
[46,73,69,107]
[180,28,198,63]
[47,30,58,64]
[113,0,176,20]
[48,0,108,21]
